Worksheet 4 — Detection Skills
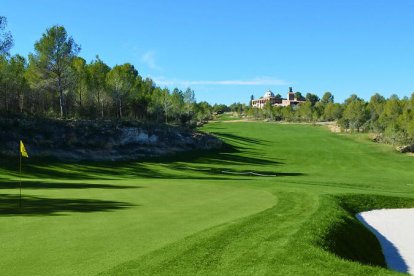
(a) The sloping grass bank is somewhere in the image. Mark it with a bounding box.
[1,122,414,275]
[102,193,414,275]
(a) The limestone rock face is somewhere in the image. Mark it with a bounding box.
[120,128,159,145]
[0,119,222,161]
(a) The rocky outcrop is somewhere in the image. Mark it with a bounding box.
[369,133,383,143]
[396,145,414,153]
[0,119,222,161]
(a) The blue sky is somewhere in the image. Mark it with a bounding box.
[2,0,414,104]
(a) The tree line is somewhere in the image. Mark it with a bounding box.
[241,91,414,145]
[0,19,215,125]
[2,17,413,145]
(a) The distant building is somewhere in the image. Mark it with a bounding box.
[251,87,305,108]
[251,90,281,108]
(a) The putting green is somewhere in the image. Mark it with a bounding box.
[0,180,275,275]
[1,122,413,275]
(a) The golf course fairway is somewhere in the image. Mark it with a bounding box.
[1,122,414,275]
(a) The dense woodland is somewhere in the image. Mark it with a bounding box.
[1,16,414,146]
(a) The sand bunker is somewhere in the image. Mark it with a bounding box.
[357,209,414,274]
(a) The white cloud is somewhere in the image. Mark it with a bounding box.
[152,76,288,87]
[140,51,162,71]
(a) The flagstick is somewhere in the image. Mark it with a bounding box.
[19,151,22,208]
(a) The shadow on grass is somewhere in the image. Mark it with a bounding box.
[173,165,304,177]
[0,194,134,216]
[0,133,298,181]
[0,181,142,190]
[214,133,272,147]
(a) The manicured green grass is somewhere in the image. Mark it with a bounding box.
[214,112,242,121]
[1,122,414,275]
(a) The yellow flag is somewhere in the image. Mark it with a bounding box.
[20,140,28,158]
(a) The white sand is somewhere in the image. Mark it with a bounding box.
[357,209,414,274]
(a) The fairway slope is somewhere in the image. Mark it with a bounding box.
[103,193,414,275]
[1,122,414,275]
[102,192,318,275]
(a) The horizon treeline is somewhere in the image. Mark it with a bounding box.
[2,17,414,146]
[237,91,414,145]
[0,20,215,125]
